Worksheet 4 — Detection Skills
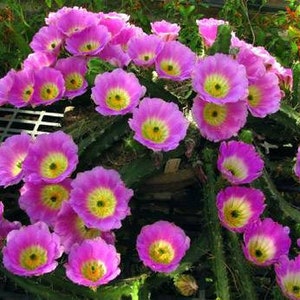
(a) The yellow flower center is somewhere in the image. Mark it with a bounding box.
[222,156,248,180]
[22,85,34,102]
[248,235,275,264]
[247,85,262,108]
[105,88,130,111]
[203,102,227,126]
[47,39,61,51]
[65,73,84,91]
[19,245,48,270]
[75,217,101,239]
[223,197,251,228]
[87,188,116,218]
[283,273,300,299]
[149,240,175,264]
[79,41,100,53]
[40,152,69,179]
[40,184,69,210]
[69,26,82,34]
[138,52,154,62]
[141,118,169,144]
[40,83,59,101]
[204,74,230,98]
[160,59,181,77]
[81,260,106,282]
[12,154,27,176]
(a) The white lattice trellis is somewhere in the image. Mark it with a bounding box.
[0,107,65,142]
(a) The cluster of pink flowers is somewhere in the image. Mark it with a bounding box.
[0,7,293,151]
[0,5,298,298]
[216,140,267,237]
[0,6,194,153]
[0,130,135,288]
[0,6,194,288]
[0,130,190,285]
[216,140,300,299]
[196,20,299,299]
[191,19,292,142]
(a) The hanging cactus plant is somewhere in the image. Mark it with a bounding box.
[0,2,299,300]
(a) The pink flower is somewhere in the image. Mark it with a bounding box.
[151,20,181,41]
[192,53,248,104]
[0,70,15,106]
[110,24,144,49]
[19,179,72,227]
[236,47,266,80]
[56,8,99,37]
[246,71,282,118]
[23,52,56,71]
[65,25,111,56]
[217,140,264,185]
[69,166,133,231]
[0,132,33,187]
[23,131,78,183]
[91,68,146,115]
[242,218,291,266]
[30,25,65,55]
[65,237,121,288]
[216,186,266,233]
[191,95,247,142]
[31,67,65,106]
[196,18,227,47]
[7,68,35,107]
[128,97,189,152]
[46,6,91,27]
[55,56,88,99]
[2,221,63,276]
[155,41,196,81]
[54,202,115,253]
[0,201,21,247]
[136,221,190,273]
[128,34,164,67]
[98,44,131,67]
[271,64,293,91]
[275,255,300,300]
[98,12,128,38]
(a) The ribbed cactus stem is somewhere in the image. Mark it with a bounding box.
[261,168,300,223]
[1,268,73,300]
[227,231,257,300]
[202,148,231,300]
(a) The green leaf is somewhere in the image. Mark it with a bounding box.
[54,0,65,7]
[86,58,114,85]
[179,5,195,18]
[44,0,52,8]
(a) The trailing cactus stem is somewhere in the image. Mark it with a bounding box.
[1,268,73,300]
[202,148,231,300]
[227,231,257,300]
[261,169,300,223]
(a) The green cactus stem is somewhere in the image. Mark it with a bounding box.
[202,147,231,300]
